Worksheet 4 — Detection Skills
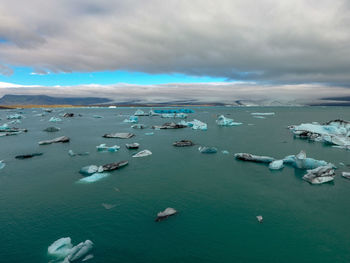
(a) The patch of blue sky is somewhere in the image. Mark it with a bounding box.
[0,66,227,86]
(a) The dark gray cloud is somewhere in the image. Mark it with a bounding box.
[1,0,350,85]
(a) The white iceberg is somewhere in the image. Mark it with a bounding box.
[79,165,104,175]
[96,144,120,152]
[123,116,138,123]
[48,238,94,262]
[134,109,148,116]
[156,207,177,221]
[132,150,152,157]
[78,173,110,183]
[269,160,284,170]
[342,172,350,179]
[181,119,207,130]
[48,237,73,258]
[216,115,242,126]
[49,117,62,122]
[302,165,335,184]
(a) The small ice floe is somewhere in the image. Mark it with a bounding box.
[102,203,117,210]
[39,136,70,145]
[7,113,22,120]
[80,165,104,175]
[253,116,266,119]
[96,144,120,152]
[251,112,275,116]
[198,146,217,154]
[173,140,194,147]
[302,165,335,184]
[48,237,94,262]
[145,132,154,135]
[133,150,152,158]
[269,160,284,170]
[0,160,5,170]
[283,150,335,169]
[49,117,62,122]
[103,132,135,139]
[68,150,89,157]
[221,150,229,154]
[341,172,350,179]
[339,162,345,166]
[131,124,147,129]
[155,208,177,222]
[216,115,242,126]
[126,143,140,149]
[123,115,138,123]
[234,153,275,163]
[102,160,128,171]
[43,126,60,132]
[256,215,263,223]
[134,109,148,116]
[114,187,120,192]
[78,173,110,183]
[152,122,187,129]
[15,153,43,159]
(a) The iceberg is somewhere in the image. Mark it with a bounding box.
[269,160,284,170]
[221,150,229,154]
[161,113,188,119]
[302,165,335,184]
[80,165,104,175]
[253,116,266,119]
[8,119,21,124]
[7,113,22,119]
[181,119,207,130]
[342,172,350,179]
[48,238,94,262]
[256,215,263,223]
[145,132,154,135]
[126,143,140,149]
[43,126,60,132]
[38,136,70,145]
[251,112,275,116]
[216,115,242,126]
[103,132,135,139]
[102,160,128,171]
[234,153,275,163]
[123,115,138,123]
[156,207,177,221]
[173,140,194,147]
[152,122,187,129]
[96,144,120,152]
[198,146,217,154]
[149,109,160,116]
[49,117,62,122]
[78,172,110,183]
[92,115,103,118]
[0,160,5,170]
[102,203,117,210]
[68,150,89,157]
[131,124,147,129]
[283,151,334,169]
[132,149,152,158]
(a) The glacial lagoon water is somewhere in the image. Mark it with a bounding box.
[0,106,350,263]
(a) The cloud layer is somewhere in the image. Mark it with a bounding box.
[1,0,350,85]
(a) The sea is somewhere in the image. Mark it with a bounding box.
[0,106,349,263]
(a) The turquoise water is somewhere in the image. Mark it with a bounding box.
[0,107,349,263]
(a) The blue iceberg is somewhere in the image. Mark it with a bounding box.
[49,117,62,122]
[181,119,207,130]
[79,165,104,175]
[7,113,22,120]
[96,144,120,152]
[0,160,5,170]
[283,151,335,169]
[199,146,217,154]
[123,116,138,123]
[216,115,242,126]
[78,172,110,183]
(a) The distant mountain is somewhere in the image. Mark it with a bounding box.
[0,94,112,105]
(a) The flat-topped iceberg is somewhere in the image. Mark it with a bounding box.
[103,132,135,139]
[234,153,275,163]
[39,136,70,145]
[173,140,194,147]
[96,144,120,152]
[133,149,152,157]
[216,115,242,126]
[102,160,128,171]
[302,165,335,184]
[78,172,110,183]
[156,207,177,221]
[43,126,60,132]
[48,237,94,262]
[283,150,335,169]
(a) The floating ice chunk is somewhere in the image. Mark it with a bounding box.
[176,113,188,119]
[173,140,194,147]
[131,124,147,129]
[102,203,117,209]
[96,144,120,152]
[69,150,89,157]
[103,132,135,139]
[102,160,128,171]
[80,165,104,175]
[43,126,60,132]
[134,109,147,116]
[48,237,73,258]
[7,113,22,119]
[49,117,62,122]
[182,119,207,130]
[126,143,140,149]
[152,122,187,129]
[82,254,94,261]
[8,119,21,124]
[0,123,9,130]
[256,215,263,223]
[234,153,275,163]
[133,150,152,157]
[38,136,70,145]
[302,165,335,184]
[15,153,43,159]
[123,115,138,123]
[156,207,177,221]
[149,109,160,116]
[216,115,242,126]
[145,132,154,135]
[66,240,94,262]
[342,172,350,179]
[221,150,229,154]
[78,173,110,183]
[92,115,103,118]
[108,106,117,109]
[283,151,334,169]
[269,160,284,170]
[251,112,275,116]
[253,116,265,119]
[198,146,217,154]
[0,160,5,170]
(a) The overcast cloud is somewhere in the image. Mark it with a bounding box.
[1,0,350,85]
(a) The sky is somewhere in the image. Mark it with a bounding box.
[0,0,349,104]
